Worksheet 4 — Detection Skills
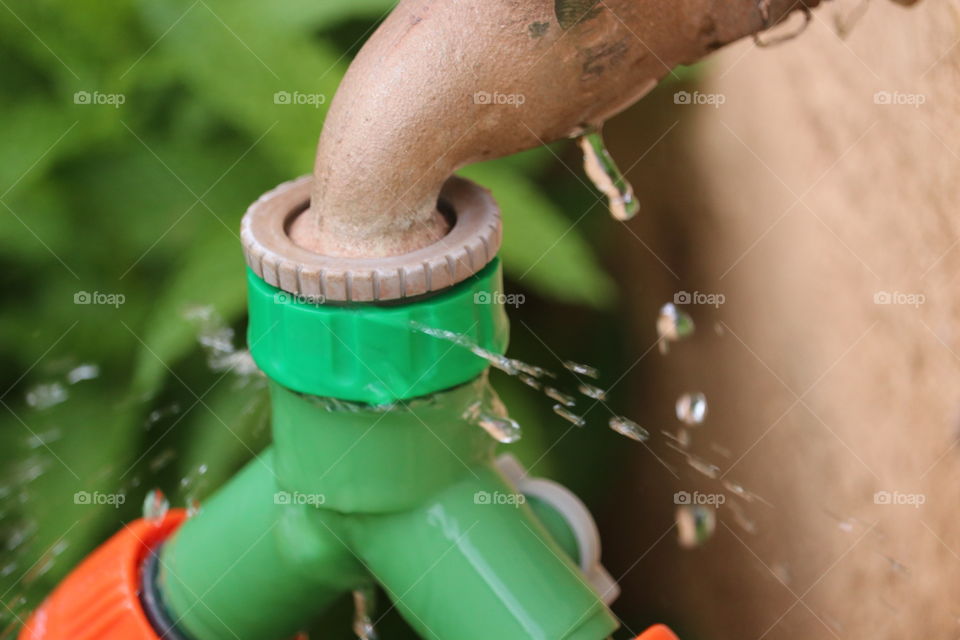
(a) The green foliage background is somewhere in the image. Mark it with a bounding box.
[0,0,640,636]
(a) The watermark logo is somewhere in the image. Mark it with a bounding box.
[474,291,525,308]
[273,91,327,108]
[274,292,327,305]
[74,491,126,508]
[674,290,725,308]
[74,91,126,108]
[473,91,526,108]
[473,490,526,507]
[874,91,926,108]
[74,291,125,308]
[874,490,925,508]
[674,490,726,506]
[874,291,924,308]
[674,90,726,108]
[274,491,326,506]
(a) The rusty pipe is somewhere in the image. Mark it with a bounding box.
[291,0,821,258]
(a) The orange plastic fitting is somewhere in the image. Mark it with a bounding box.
[18,507,678,640]
[636,623,681,640]
[19,510,187,640]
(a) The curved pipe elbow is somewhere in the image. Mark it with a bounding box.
[294,0,820,258]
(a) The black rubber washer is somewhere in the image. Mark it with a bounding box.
[139,544,195,640]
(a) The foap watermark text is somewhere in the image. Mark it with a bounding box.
[474,291,525,308]
[274,491,326,506]
[674,91,726,108]
[674,290,725,308]
[474,490,526,507]
[74,291,125,308]
[874,490,925,508]
[473,91,526,107]
[674,490,726,506]
[74,491,126,508]
[274,91,327,108]
[874,291,924,308]
[74,91,125,108]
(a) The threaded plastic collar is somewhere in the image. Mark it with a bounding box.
[247,258,509,404]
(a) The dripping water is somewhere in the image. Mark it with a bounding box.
[352,585,379,640]
[577,130,640,221]
[676,505,716,548]
[142,489,170,524]
[608,416,650,442]
[553,404,586,428]
[675,392,708,426]
[657,303,695,354]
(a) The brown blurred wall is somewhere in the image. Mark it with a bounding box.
[601,0,960,637]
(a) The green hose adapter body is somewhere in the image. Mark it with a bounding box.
[245,259,510,405]
[158,259,618,640]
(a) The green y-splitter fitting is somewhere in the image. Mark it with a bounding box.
[154,257,620,640]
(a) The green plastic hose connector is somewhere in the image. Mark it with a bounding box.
[246,258,509,404]
[158,256,618,640]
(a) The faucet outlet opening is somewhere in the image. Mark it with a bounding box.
[242,175,501,302]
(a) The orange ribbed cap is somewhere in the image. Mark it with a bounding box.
[19,510,187,640]
[636,623,680,640]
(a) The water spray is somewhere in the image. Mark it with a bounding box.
[19,0,823,638]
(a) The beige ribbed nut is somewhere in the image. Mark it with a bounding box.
[241,175,502,302]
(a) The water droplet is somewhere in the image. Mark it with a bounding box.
[145,403,181,431]
[25,383,68,410]
[149,449,176,473]
[563,361,599,378]
[722,480,755,502]
[352,586,378,640]
[23,554,56,585]
[662,429,690,449]
[519,374,542,390]
[883,555,909,574]
[477,412,522,443]
[577,383,607,401]
[187,498,202,517]
[462,385,523,444]
[608,416,650,442]
[411,321,558,384]
[727,500,757,534]
[25,429,62,450]
[710,442,732,458]
[771,562,791,586]
[578,131,640,221]
[676,392,707,425]
[512,361,554,379]
[6,523,36,551]
[545,387,576,407]
[185,306,261,377]
[676,505,716,548]
[479,351,520,376]
[686,454,720,479]
[142,489,169,523]
[553,404,586,427]
[66,364,100,385]
[657,303,695,354]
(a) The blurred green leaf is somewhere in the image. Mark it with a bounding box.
[134,0,383,175]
